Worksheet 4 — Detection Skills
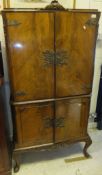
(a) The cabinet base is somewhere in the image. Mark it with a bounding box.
[0,171,12,175]
[13,135,92,173]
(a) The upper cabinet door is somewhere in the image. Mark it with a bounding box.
[55,11,100,97]
[4,12,54,101]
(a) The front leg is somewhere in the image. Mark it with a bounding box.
[13,153,21,173]
[83,136,92,158]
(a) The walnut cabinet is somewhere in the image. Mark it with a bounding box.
[2,4,100,172]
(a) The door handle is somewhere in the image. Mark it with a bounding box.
[43,118,53,128]
[55,117,65,127]
[56,51,68,66]
[43,117,65,128]
[42,50,54,66]
[42,50,68,66]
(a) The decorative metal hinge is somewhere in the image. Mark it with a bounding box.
[6,20,21,26]
[85,18,98,26]
[15,91,26,97]
[83,84,92,89]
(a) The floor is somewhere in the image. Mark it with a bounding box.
[12,125,102,175]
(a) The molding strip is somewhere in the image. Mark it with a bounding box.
[11,94,91,106]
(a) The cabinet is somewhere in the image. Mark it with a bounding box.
[2,1,100,172]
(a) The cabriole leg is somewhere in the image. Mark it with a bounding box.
[13,153,20,173]
[83,136,92,158]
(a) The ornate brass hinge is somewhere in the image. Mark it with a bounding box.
[15,91,26,97]
[82,84,92,89]
[6,20,21,26]
[85,18,98,26]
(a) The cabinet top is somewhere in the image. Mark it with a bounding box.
[2,9,100,13]
[2,0,100,14]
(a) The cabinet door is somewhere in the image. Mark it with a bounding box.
[55,98,90,143]
[14,102,54,148]
[4,12,54,101]
[55,11,100,97]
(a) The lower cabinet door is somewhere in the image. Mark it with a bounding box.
[14,102,54,148]
[55,98,90,143]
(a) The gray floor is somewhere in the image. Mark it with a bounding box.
[13,126,102,175]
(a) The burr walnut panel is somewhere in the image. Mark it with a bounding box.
[55,11,99,97]
[55,98,90,142]
[4,12,54,101]
[14,102,54,148]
